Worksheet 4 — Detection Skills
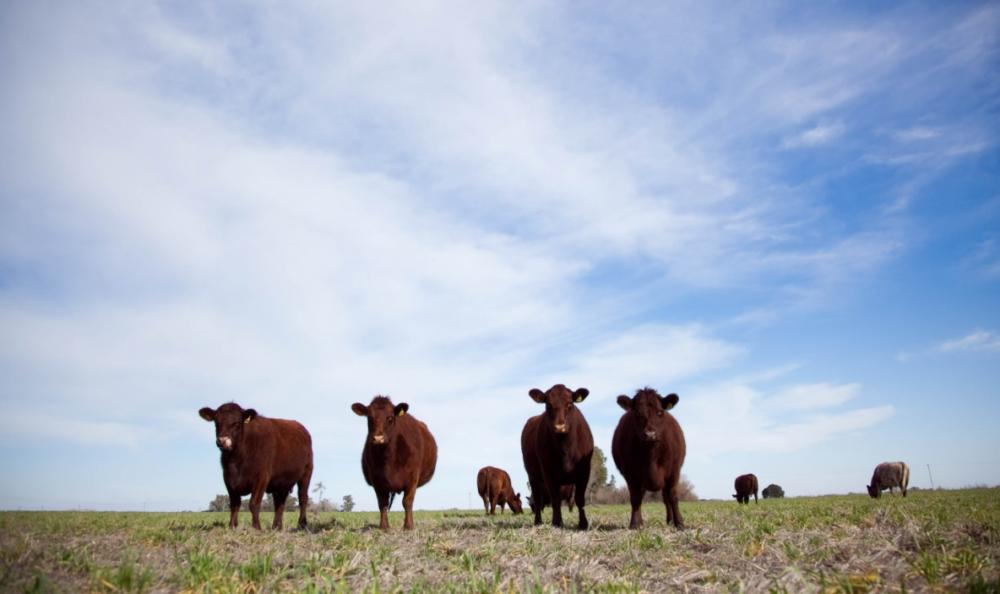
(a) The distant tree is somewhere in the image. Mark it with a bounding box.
[207,494,229,512]
[341,494,355,512]
[313,481,326,503]
[762,484,785,499]
[588,446,611,498]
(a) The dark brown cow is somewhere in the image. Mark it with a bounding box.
[733,473,759,504]
[199,402,313,530]
[560,485,575,512]
[521,384,593,529]
[611,388,686,529]
[352,396,437,530]
[867,461,909,498]
[477,466,523,515]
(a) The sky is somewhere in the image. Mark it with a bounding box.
[0,1,997,512]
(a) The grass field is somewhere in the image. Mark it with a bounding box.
[1,488,998,593]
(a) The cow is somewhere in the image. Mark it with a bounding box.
[198,402,313,530]
[521,384,594,529]
[611,388,687,529]
[477,466,523,515]
[561,485,576,512]
[352,395,437,530]
[733,474,759,504]
[867,461,909,498]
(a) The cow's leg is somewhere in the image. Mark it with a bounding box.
[754,490,758,504]
[574,477,589,531]
[482,494,490,514]
[545,477,563,528]
[227,489,241,529]
[628,479,644,529]
[489,492,498,515]
[272,489,289,530]
[529,480,545,526]
[500,502,505,514]
[375,488,391,530]
[248,483,266,531]
[297,464,311,529]
[666,480,684,529]
[402,483,417,530]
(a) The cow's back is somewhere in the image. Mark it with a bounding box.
[477,467,489,498]
[521,415,543,483]
[411,416,437,487]
[874,462,907,489]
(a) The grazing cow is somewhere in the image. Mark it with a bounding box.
[198,402,313,530]
[733,474,759,504]
[521,384,594,529]
[867,461,909,498]
[611,388,687,529]
[352,396,437,530]
[477,466,523,515]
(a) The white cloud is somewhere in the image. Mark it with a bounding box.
[765,382,861,411]
[782,122,846,148]
[938,330,1000,353]
[683,380,893,460]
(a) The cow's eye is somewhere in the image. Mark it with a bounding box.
[657,410,664,417]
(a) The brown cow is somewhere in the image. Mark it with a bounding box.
[352,396,437,530]
[521,384,594,529]
[477,466,523,515]
[733,473,759,504]
[561,485,575,512]
[199,402,313,530]
[611,388,686,529]
[867,461,909,498]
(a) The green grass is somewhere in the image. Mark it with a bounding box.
[0,488,998,592]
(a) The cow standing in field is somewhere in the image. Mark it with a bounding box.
[611,388,687,529]
[867,461,910,498]
[199,402,313,530]
[521,384,594,529]
[733,474,759,504]
[352,396,437,530]
[477,466,523,515]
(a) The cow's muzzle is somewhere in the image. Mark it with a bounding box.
[643,430,658,441]
[554,423,569,434]
[371,434,386,445]
[216,437,233,450]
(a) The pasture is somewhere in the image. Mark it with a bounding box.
[1,488,997,593]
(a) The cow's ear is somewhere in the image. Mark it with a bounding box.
[394,403,409,417]
[199,407,216,421]
[242,409,258,423]
[661,393,679,410]
[351,403,368,416]
[573,388,589,403]
[529,389,546,403]
[616,395,632,410]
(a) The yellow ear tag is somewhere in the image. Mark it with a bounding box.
[397,410,406,417]
[244,417,251,424]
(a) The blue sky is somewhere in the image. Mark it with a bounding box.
[0,1,997,511]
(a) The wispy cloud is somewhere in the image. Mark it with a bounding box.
[938,330,1000,353]
[782,122,846,148]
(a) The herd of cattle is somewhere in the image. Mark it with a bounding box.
[199,384,911,531]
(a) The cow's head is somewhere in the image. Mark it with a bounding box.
[509,492,524,514]
[352,395,408,446]
[199,402,257,452]
[866,484,879,498]
[617,387,678,442]
[529,384,589,435]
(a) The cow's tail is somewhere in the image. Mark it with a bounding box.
[388,492,396,510]
[901,463,910,496]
